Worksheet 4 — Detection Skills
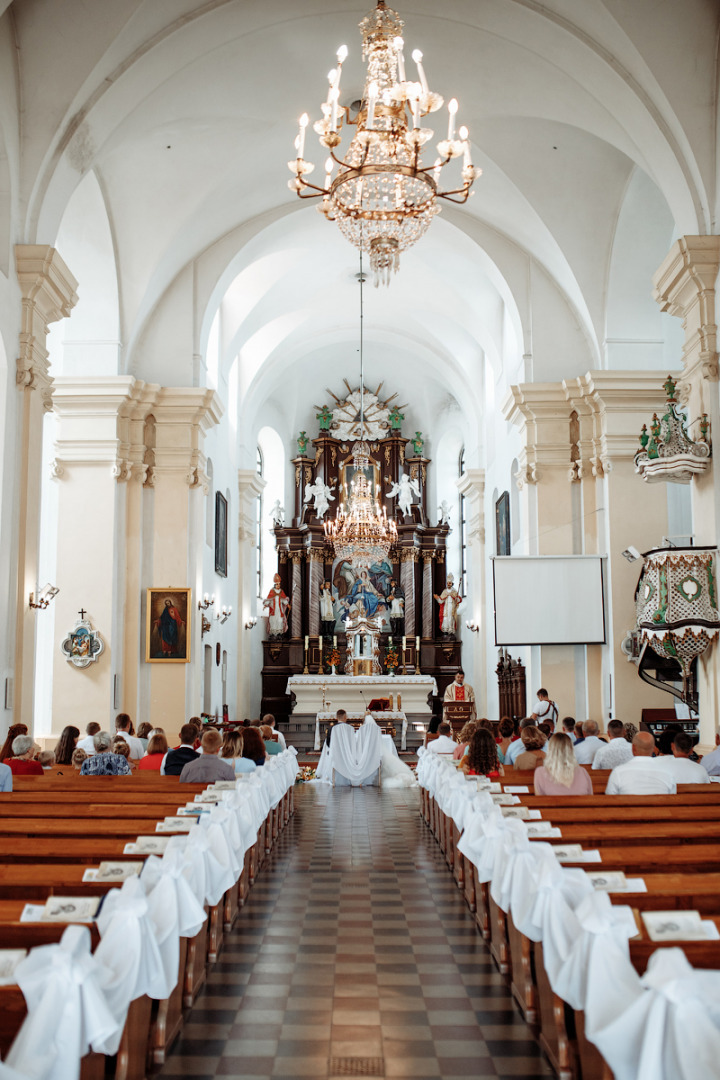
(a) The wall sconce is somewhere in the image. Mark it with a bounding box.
[198,593,215,610]
[465,620,480,633]
[245,616,258,630]
[215,605,232,625]
[29,583,59,610]
[201,614,212,637]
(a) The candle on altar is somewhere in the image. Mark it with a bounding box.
[333,635,337,647]
[304,635,309,649]
[416,636,420,652]
[402,636,406,650]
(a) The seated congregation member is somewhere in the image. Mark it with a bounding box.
[221,731,257,774]
[53,725,80,766]
[701,733,720,777]
[0,760,12,791]
[460,728,504,779]
[136,722,152,752]
[325,709,348,747]
[574,722,585,745]
[242,726,268,766]
[561,715,576,739]
[534,733,593,795]
[179,729,236,783]
[605,732,676,795]
[495,717,516,762]
[505,719,538,765]
[112,738,138,773]
[138,732,168,771]
[71,748,88,771]
[261,724,283,756]
[77,722,100,754]
[161,724,200,775]
[427,722,456,754]
[263,713,286,749]
[538,721,554,740]
[114,713,144,760]
[662,731,710,784]
[592,718,633,770]
[453,721,477,760]
[37,750,56,770]
[7,736,43,775]
[624,722,638,742]
[79,731,132,776]
[423,715,441,747]
[0,724,28,761]
[513,726,547,770]
[573,720,606,765]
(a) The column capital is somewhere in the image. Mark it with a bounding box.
[149,387,223,490]
[502,383,573,485]
[237,469,266,542]
[652,235,720,393]
[456,468,485,502]
[564,370,666,470]
[15,245,78,405]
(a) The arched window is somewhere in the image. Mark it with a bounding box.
[256,446,263,599]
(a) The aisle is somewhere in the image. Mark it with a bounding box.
[159,785,553,1079]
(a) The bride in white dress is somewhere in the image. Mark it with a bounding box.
[363,714,417,788]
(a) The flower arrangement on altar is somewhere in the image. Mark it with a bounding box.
[385,646,399,674]
[325,647,341,673]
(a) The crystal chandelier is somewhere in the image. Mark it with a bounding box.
[289,0,481,285]
[324,252,398,569]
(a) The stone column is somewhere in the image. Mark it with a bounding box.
[456,468,486,716]
[237,469,265,721]
[653,236,720,744]
[290,552,303,638]
[145,388,223,734]
[50,377,157,732]
[400,548,417,639]
[565,372,671,726]
[14,246,78,728]
[421,555,433,639]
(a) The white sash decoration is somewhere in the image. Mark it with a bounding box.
[0,1060,28,1079]
[590,947,720,1080]
[141,850,206,938]
[94,875,169,1053]
[186,821,234,907]
[327,721,383,786]
[6,926,119,1080]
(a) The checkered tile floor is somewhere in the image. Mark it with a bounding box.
[160,785,553,1079]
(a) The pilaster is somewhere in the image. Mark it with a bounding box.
[13,246,78,729]
[457,468,486,716]
[237,469,265,721]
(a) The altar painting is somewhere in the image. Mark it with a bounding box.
[332,557,393,632]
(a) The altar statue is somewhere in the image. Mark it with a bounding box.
[263,573,291,638]
[319,580,336,639]
[386,578,405,638]
[304,477,335,520]
[386,471,420,518]
[269,499,285,525]
[434,575,462,637]
[438,500,452,526]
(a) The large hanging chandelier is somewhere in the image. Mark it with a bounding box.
[324,251,398,568]
[288,0,481,285]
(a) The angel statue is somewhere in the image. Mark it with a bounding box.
[304,477,336,520]
[386,471,421,518]
[438,500,452,526]
[269,499,285,526]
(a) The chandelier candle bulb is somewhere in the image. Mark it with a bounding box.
[297,113,308,159]
[447,98,458,141]
[337,44,348,64]
[325,69,337,105]
[412,48,429,95]
[330,87,339,131]
[366,80,378,129]
[394,36,406,82]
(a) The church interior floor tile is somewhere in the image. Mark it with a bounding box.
[159,785,553,1080]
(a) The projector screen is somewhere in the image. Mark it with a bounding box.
[492,555,606,646]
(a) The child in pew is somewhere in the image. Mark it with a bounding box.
[459,728,504,780]
[534,733,594,795]
[71,748,87,771]
[112,737,138,773]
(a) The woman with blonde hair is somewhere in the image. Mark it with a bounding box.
[534,733,593,795]
[221,730,257,774]
[453,721,477,761]
[513,726,547,771]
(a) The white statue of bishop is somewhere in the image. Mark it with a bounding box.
[386,471,420,518]
[304,478,336,520]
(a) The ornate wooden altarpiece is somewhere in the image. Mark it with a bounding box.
[261,393,463,723]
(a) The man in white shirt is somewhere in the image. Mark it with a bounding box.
[531,689,558,727]
[701,733,720,777]
[606,732,677,795]
[263,713,286,750]
[574,720,606,765]
[592,719,633,770]
[114,714,145,760]
[505,718,547,765]
[661,731,710,784]
[77,722,100,754]
[428,722,457,754]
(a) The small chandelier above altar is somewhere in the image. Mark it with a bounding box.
[324,441,397,569]
[634,376,711,485]
[288,0,481,286]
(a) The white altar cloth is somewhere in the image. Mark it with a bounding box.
[287,674,437,719]
[314,711,408,751]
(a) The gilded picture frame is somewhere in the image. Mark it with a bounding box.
[146,588,191,663]
[215,491,228,577]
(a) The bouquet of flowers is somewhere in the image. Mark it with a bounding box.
[325,648,340,672]
[296,766,316,784]
[385,646,399,673]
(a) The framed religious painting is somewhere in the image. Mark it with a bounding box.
[146,588,191,663]
[495,491,511,557]
[215,491,228,577]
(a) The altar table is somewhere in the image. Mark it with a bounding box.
[314,711,408,751]
[286,674,437,720]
